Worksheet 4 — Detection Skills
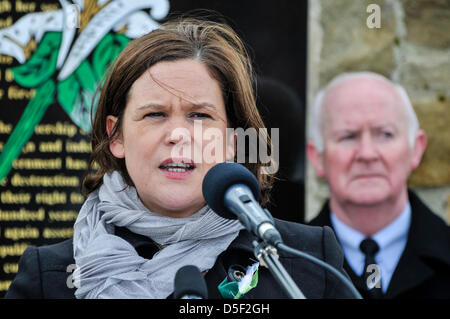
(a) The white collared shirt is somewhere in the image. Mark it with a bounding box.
[330,203,411,293]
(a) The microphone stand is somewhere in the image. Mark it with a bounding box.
[253,240,306,299]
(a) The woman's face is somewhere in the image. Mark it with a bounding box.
[107,59,234,217]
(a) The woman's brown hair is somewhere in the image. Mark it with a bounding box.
[83,17,275,206]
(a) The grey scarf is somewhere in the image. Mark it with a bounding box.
[73,171,244,299]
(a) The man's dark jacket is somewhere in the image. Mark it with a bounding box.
[309,191,450,299]
[5,219,355,299]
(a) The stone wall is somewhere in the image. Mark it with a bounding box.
[306,0,450,223]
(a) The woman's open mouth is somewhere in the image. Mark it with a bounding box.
[159,159,195,179]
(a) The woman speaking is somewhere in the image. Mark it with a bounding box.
[6,17,353,299]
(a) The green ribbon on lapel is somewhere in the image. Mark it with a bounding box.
[218,262,259,299]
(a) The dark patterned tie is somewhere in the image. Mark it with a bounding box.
[359,238,383,299]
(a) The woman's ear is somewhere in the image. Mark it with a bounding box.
[106,115,125,158]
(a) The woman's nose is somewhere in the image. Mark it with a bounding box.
[163,117,192,146]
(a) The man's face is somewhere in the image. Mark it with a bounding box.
[310,77,425,206]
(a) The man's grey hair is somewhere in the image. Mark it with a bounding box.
[309,72,420,152]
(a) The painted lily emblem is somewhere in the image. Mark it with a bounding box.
[0,0,170,181]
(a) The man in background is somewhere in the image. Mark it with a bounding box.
[307,72,450,298]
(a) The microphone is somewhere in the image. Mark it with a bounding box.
[202,162,283,246]
[173,265,208,299]
[203,162,363,299]
[202,162,362,299]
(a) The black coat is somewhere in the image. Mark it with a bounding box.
[309,191,450,299]
[5,218,355,299]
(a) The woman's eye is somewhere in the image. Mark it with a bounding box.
[189,112,212,119]
[144,112,166,118]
